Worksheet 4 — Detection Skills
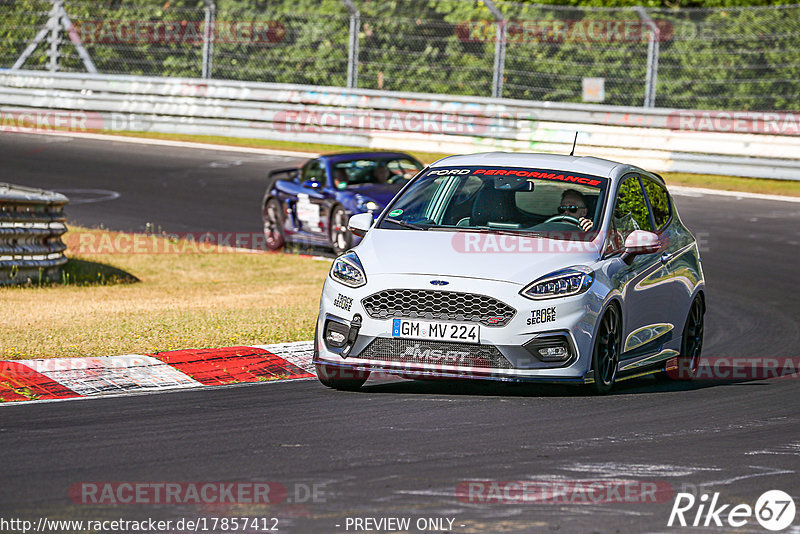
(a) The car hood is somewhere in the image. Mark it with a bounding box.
[356,229,601,286]
[345,183,403,207]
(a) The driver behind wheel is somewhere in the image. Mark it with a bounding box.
[559,189,594,231]
[372,166,390,184]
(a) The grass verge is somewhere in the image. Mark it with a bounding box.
[2,226,330,360]
[105,130,800,197]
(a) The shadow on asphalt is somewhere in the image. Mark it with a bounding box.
[354,375,774,398]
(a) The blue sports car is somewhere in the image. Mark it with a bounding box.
[262,151,423,255]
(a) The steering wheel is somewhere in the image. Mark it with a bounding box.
[543,215,582,227]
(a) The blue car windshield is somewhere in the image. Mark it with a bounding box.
[378,166,608,241]
[332,157,423,190]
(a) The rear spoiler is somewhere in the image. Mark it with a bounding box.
[268,167,301,181]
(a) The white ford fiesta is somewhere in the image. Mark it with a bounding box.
[313,152,705,393]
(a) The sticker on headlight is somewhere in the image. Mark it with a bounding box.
[527,307,557,325]
[392,319,480,344]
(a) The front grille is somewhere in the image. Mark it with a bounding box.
[361,289,516,327]
[356,338,512,369]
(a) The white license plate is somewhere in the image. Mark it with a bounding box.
[391,319,480,344]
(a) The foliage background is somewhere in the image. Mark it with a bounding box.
[0,0,797,110]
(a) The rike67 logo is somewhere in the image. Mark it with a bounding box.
[668,490,796,531]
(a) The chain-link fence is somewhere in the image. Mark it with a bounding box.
[1,0,798,111]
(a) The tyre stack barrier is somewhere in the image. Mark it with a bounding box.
[0,183,69,285]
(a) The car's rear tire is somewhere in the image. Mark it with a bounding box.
[263,198,285,251]
[315,362,370,391]
[588,305,622,395]
[665,296,705,381]
[329,205,352,256]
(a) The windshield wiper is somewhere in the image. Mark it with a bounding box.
[452,227,540,238]
[383,217,428,231]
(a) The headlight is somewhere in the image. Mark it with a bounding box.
[520,266,594,300]
[330,251,367,288]
[355,195,380,212]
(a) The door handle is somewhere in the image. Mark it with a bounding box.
[661,252,673,264]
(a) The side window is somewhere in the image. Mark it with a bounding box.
[301,160,326,185]
[643,179,671,230]
[607,176,653,253]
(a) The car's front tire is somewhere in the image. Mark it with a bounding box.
[664,295,705,381]
[315,362,370,391]
[588,305,622,394]
[329,205,352,256]
[263,198,286,251]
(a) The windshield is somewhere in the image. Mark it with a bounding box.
[378,166,608,241]
[331,157,423,189]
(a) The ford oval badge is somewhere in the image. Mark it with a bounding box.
[430,280,449,286]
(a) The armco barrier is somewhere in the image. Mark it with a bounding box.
[1,70,799,180]
[0,183,69,285]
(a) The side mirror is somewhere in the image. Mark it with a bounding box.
[348,212,373,237]
[302,179,322,189]
[622,230,660,264]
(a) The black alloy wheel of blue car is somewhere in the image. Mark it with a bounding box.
[590,305,622,394]
[263,198,285,251]
[329,205,352,256]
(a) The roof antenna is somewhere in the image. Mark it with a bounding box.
[569,132,578,156]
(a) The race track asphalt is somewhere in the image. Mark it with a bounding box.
[1,133,798,533]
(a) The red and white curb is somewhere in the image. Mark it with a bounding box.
[0,341,315,403]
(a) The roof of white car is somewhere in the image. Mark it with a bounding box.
[430,152,629,178]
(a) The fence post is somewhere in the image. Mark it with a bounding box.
[47,0,64,72]
[342,0,360,89]
[636,7,660,108]
[12,0,97,73]
[202,0,216,79]
[484,0,505,99]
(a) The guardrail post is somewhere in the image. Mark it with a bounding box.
[342,0,360,89]
[202,0,216,79]
[636,7,660,108]
[484,0,506,99]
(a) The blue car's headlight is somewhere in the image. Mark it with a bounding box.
[355,194,380,212]
[330,251,367,288]
[520,266,594,300]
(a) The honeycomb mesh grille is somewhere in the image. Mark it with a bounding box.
[361,289,516,327]
[356,338,512,369]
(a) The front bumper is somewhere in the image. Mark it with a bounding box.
[315,273,606,383]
